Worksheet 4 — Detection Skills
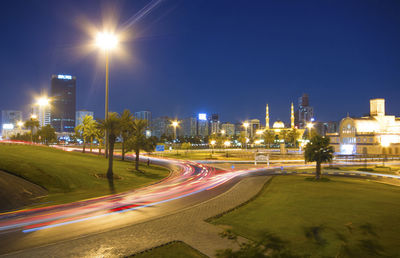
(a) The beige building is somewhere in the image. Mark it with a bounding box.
[327,99,400,155]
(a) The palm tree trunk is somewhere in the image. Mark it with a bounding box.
[121,140,125,161]
[107,140,114,178]
[98,142,102,156]
[107,139,115,193]
[83,141,86,153]
[135,149,140,171]
[90,137,93,152]
[316,161,321,180]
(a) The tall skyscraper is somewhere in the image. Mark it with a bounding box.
[209,114,220,135]
[50,74,76,133]
[32,105,51,128]
[182,117,197,137]
[134,111,152,124]
[295,93,314,129]
[75,110,94,127]
[197,113,209,137]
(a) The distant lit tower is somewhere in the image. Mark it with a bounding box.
[291,102,295,128]
[265,104,270,129]
[50,74,76,133]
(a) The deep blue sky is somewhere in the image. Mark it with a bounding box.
[1,0,399,124]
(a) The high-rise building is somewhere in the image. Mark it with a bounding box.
[221,123,235,136]
[295,93,314,129]
[197,113,209,137]
[151,116,173,139]
[181,117,197,137]
[135,111,152,124]
[1,110,22,128]
[1,110,24,139]
[75,110,94,127]
[209,114,220,135]
[50,74,76,132]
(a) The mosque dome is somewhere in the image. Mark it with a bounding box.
[273,120,285,129]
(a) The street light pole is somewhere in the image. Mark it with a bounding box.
[105,50,109,158]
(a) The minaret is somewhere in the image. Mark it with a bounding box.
[291,102,295,128]
[265,104,270,129]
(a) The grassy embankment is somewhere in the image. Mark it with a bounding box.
[0,144,169,206]
[130,241,206,258]
[211,175,400,257]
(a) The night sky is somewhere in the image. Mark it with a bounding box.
[1,0,399,125]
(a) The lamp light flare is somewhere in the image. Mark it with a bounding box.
[96,32,118,50]
[37,97,50,107]
[172,121,179,127]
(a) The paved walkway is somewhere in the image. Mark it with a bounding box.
[4,175,271,258]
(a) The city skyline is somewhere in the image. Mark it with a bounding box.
[0,0,399,123]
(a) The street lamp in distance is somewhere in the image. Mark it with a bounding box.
[96,31,119,158]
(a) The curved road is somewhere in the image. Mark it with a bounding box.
[0,147,399,256]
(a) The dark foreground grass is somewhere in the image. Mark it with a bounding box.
[131,241,206,258]
[0,144,169,206]
[211,175,400,257]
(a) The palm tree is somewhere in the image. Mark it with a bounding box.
[287,128,300,147]
[263,130,275,148]
[75,115,96,153]
[120,109,134,161]
[94,125,105,156]
[304,135,334,180]
[126,119,156,171]
[99,112,121,181]
[24,118,40,143]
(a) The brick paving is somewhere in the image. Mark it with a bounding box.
[4,175,271,258]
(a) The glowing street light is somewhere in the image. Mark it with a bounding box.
[36,97,50,128]
[96,31,119,157]
[224,141,231,147]
[17,121,24,129]
[210,140,216,153]
[31,114,38,120]
[306,122,313,138]
[221,129,226,136]
[171,121,179,140]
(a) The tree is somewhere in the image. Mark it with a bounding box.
[120,109,134,161]
[304,135,334,180]
[94,125,105,156]
[99,112,121,191]
[24,118,40,142]
[181,142,191,155]
[263,130,275,148]
[37,125,57,145]
[279,130,288,143]
[126,119,156,171]
[287,128,301,147]
[75,115,97,153]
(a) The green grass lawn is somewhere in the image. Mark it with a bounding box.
[211,175,400,257]
[130,241,206,258]
[0,144,170,206]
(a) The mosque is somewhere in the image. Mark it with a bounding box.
[263,103,305,140]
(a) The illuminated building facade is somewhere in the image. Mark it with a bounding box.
[50,74,76,133]
[327,99,400,155]
[221,123,235,136]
